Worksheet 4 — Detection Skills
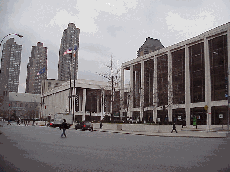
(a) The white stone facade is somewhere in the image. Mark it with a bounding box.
[41,79,113,121]
[120,22,230,127]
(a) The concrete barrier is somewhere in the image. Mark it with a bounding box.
[117,124,122,130]
[34,121,46,126]
[95,123,182,133]
[101,123,117,130]
[122,124,181,133]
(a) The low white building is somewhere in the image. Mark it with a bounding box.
[41,79,118,122]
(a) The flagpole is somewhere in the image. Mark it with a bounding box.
[73,50,75,124]
[73,44,77,123]
[69,64,72,119]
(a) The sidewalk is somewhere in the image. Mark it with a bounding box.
[67,123,229,138]
[92,128,228,138]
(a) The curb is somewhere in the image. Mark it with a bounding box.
[93,129,227,138]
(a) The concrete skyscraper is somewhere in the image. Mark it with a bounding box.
[25,42,47,94]
[137,37,164,58]
[0,38,22,93]
[58,23,80,81]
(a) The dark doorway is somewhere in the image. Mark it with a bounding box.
[190,107,207,125]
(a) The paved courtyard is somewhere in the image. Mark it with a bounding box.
[0,121,229,172]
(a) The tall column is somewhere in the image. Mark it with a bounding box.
[135,71,139,107]
[227,28,230,132]
[52,93,55,115]
[82,89,86,121]
[101,89,104,120]
[153,56,157,122]
[120,66,124,114]
[79,89,82,112]
[129,65,134,118]
[59,92,61,113]
[140,61,145,122]
[185,45,191,126]
[168,51,173,122]
[204,37,211,130]
[97,92,100,113]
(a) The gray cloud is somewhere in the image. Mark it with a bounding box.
[1,0,230,93]
[107,25,123,37]
[80,43,111,58]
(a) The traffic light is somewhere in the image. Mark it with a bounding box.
[9,103,10,107]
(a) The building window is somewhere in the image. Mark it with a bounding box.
[144,59,154,107]
[209,35,228,101]
[189,42,205,103]
[172,48,185,104]
[157,54,168,106]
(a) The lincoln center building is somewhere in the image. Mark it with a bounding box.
[120,22,230,127]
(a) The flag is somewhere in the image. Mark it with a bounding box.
[67,48,72,54]
[63,48,72,55]
[74,44,78,51]
[37,67,46,75]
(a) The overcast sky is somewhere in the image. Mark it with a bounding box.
[0,0,230,93]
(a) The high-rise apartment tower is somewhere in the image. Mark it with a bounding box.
[0,38,22,93]
[58,23,80,81]
[25,42,47,94]
[137,37,164,58]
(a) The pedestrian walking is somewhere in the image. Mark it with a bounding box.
[171,123,178,133]
[100,121,103,129]
[25,120,28,126]
[7,119,11,125]
[60,119,67,137]
[182,119,185,128]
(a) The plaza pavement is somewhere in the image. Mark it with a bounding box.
[2,121,228,138]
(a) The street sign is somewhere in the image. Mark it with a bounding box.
[178,116,181,120]
[219,114,223,118]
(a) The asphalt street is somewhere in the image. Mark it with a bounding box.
[0,121,229,172]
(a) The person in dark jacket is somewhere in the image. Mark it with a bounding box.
[60,119,67,137]
[100,121,103,129]
[171,123,178,133]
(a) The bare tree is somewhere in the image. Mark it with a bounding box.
[96,55,121,120]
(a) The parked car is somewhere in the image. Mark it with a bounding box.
[127,118,138,124]
[75,121,93,131]
[47,121,54,127]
